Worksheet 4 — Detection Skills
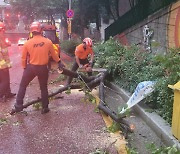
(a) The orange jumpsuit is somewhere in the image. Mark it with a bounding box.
[15,35,60,111]
[66,43,94,85]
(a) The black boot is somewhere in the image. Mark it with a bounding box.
[10,106,23,115]
[41,108,50,114]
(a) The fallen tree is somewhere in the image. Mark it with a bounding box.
[10,67,133,134]
[21,67,108,109]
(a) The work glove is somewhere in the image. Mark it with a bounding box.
[79,64,83,69]
[58,61,65,69]
[89,61,93,67]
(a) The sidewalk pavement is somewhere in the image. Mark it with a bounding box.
[0,51,124,154]
[0,74,120,154]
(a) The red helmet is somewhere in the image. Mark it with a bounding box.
[0,22,5,31]
[30,21,42,33]
[83,37,93,47]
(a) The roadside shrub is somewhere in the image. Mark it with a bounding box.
[94,38,180,124]
[60,39,81,56]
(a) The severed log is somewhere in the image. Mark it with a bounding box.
[86,72,108,90]
[22,69,108,109]
[61,68,96,83]
[23,84,79,108]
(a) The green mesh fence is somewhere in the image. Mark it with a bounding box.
[105,0,178,41]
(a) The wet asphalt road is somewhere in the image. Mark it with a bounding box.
[0,45,118,154]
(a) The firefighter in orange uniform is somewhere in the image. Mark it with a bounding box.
[66,37,94,85]
[11,21,64,114]
[0,22,16,102]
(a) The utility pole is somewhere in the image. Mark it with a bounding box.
[68,0,72,40]
[68,0,71,10]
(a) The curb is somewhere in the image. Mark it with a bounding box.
[108,82,180,149]
[92,90,127,154]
